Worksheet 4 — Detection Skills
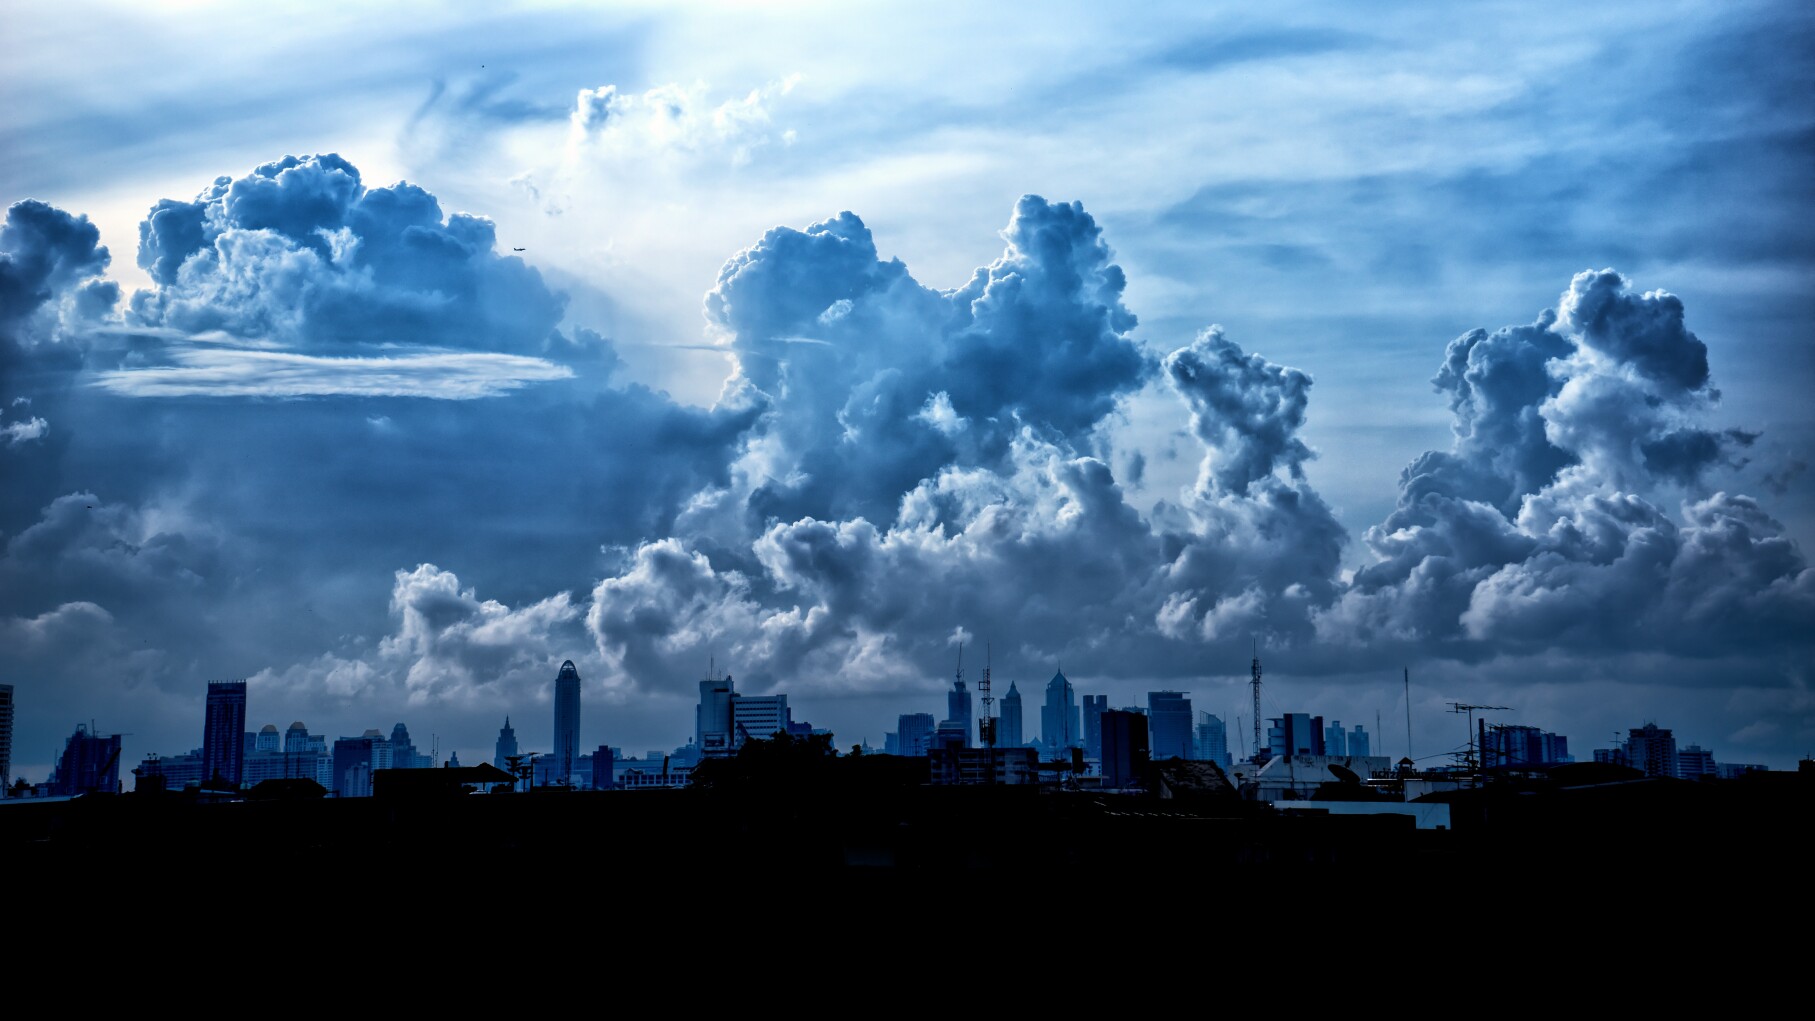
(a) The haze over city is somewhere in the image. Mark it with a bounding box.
[3,0,1812,783]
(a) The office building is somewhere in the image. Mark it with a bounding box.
[1147,691,1193,761]
[948,677,972,748]
[553,660,582,784]
[1677,745,1716,780]
[1266,713,1324,759]
[332,729,392,797]
[1348,724,1371,758]
[1324,720,1347,757]
[999,682,1024,748]
[253,724,280,753]
[203,680,248,789]
[1082,694,1107,759]
[1100,709,1149,789]
[1195,712,1229,766]
[494,717,519,771]
[389,723,431,769]
[1042,670,1078,754]
[1482,724,1568,768]
[48,724,122,796]
[697,673,735,758]
[896,713,936,757]
[1626,723,1678,779]
[929,745,1039,785]
[593,745,615,790]
[731,693,789,749]
[0,683,13,791]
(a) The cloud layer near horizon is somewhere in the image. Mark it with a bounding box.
[3,152,1810,771]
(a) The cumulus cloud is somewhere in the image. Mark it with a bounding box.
[0,199,117,342]
[567,76,801,166]
[1322,268,1813,657]
[125,154,571,373]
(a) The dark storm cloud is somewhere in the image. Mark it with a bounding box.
[1321,269,1814,657]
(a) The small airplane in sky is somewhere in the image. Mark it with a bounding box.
[512,247,525,252]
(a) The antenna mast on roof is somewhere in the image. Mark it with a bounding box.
[979,643,996,785]
[1250,638,1263,761]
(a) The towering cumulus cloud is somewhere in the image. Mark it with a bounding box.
[589,196,1345,693]
[1322,269,1812,656]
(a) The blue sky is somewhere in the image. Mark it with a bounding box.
[3,0,1811,780]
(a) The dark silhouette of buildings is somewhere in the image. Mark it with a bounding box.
[1147,691,1193,761]
[1082,693,1107,759]
[49,723,121,796]
[999,681,1023,748]
[1100,708,1149,789]
[0,683,12,792]
[1042,669,1077,753]
[202,680,247,789]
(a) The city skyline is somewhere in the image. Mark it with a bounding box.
[3,2,1812,782]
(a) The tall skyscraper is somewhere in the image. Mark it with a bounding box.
[254,724,280,753]
[731,694,789,749]
[948,678,973,747]
[553,660,582,785]
[999,682,1024,748]
[390,722,430,769]
[493,717,519,771]
[203,680,247,789]
[1348,724,1371,758]
[1082,694,1108,759]
[0,683,13,792]
[1041,670,1078,753]
[697,672,735,758]
[1626,723,1678,778]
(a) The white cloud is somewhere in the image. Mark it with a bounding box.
[91,347,573,398]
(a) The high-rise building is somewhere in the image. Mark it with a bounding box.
[1677,744,1716,780]
[1041,670,1078,753]
[253,724,279,753]
[1348,724,1371,758]
[48,723,122,796]
[731,694,789,749]
[999,682,1024,748]
[1147,691,1193,761]
[1266,713,1324,759]
[331,729,391,797]
[1482,724,1567,768]
[1195,711,1229,765]
[1082,694,1108,759]
[1626,723,1678,779]
[697,673,735,758]
[493,717,519,771]
[593,745,615,790]
[390,722,432,769]
[553,660,582,785]
[1100,709,1149,789]
[0,683,13,792]
[896,713,936,757]
[1324,719,1348,757]
[948,678,973,747]
[203,680,248,790]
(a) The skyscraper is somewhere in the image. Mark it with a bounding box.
[0,683,13,792]
[1195,711,1229,765]
[1147,691,1193,761]
[203,680,247,789]
[1041,669,1078,753]
[731,694,789,749]
[494,717,518,771]
[948,678,973,747]
[697,672,735,758]
[553,660,582,785]
[999,682,1024,748]
[1082,694,1108,759]
[1625,723,1678,778]
[48,724,122,796]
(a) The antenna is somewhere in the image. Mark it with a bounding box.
[1448,702,1511,779]
[979,643,995,785]
[1404,668,1413,761]
[1250,639,1263,760]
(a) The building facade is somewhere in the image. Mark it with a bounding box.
[553,660,582,784]
[697,674,735,758]
[49,723,122,796]
[1082,694,1107,759]
[896,713,936,757]
[1042,670,1078,754]
[203,680,248,789]
[947,678,972,747]
[493,717,519,771]
[1147,691,1193,761]
[1195,712,1229,766]
[0,683,12,791]
[999,682,1024,749]
[1099,708,1149,789]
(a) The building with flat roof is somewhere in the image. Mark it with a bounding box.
[0,683,13,791]
[203,680,247,789]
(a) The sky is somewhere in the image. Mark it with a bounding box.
[3,0,1812,783]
